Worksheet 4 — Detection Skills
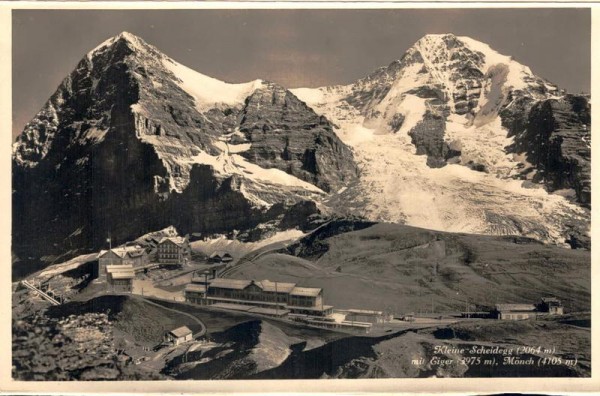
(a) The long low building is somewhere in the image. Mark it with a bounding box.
[338,309,386,324]
[185,278,334,317]
[494,303,538,320]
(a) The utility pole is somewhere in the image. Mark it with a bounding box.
[275,281,278,317]
[204,272,208,305]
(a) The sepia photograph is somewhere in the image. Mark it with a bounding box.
[7,6,592,385]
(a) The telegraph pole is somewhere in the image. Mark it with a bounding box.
[275,281,278,317]
[204,272,208,305]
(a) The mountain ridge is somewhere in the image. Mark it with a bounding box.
[12,31,590,276]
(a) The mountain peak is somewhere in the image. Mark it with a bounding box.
[87,31,155,59]
[418,33,458,42]
[413,33,463,50]
[116,31,141,41]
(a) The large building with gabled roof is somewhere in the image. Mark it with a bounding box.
[184,277,333,316]
[157,236,190,265]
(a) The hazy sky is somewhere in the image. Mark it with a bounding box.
[12,8,591,139]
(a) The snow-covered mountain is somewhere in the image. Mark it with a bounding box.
[12,32,357,267]
[12,32,590,274]
[292,33,590,247]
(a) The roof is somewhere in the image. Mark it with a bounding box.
[210,251,232,258]
[158,236,186,247]
[185,284,207,293]
[106,264,135,279]
[106,264,135,272]
[542,297,561,303]
[211,303,290,317]
[191,276,210,284]
[255,280,296,293]
[98,246,145,259]
[208,278,323,295]
[345,309,383,316]
[209,278,252,290]
[495,304,537,312]
[168,326,192,338]
[110,271,135,279]
[288,304,334,312]
[290,286,322,297]
[127,250,146,258]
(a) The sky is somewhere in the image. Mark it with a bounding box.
[12,8,591,140]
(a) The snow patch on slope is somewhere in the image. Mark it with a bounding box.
[393,95,428,136]
[458,36,531,90]
[163,59,264,112]
[188,152,325,194]
[445,114,516,177]
[190,229,306,260]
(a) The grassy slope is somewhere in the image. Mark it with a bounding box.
[227,222,590,313]
[371,314,591,378]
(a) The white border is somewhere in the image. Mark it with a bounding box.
[0,3,597,394]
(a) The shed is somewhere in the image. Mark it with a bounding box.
[164,326,193,345]
[494,303,537,320]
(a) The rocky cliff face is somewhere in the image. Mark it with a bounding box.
[238,83,357,193]
[355,34,562,170]
[12,32,357,272]
[505,94,591,208]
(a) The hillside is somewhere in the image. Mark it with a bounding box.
[226,221,590,313]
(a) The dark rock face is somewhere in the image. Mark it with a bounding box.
[505,95,591,207]
[408,111,456,168]
[13,37,158,266]
[239,83,357,193]
[12,33,357,276]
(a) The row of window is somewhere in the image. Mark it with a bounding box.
[208,289,319,307]
[159,246,182,252]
